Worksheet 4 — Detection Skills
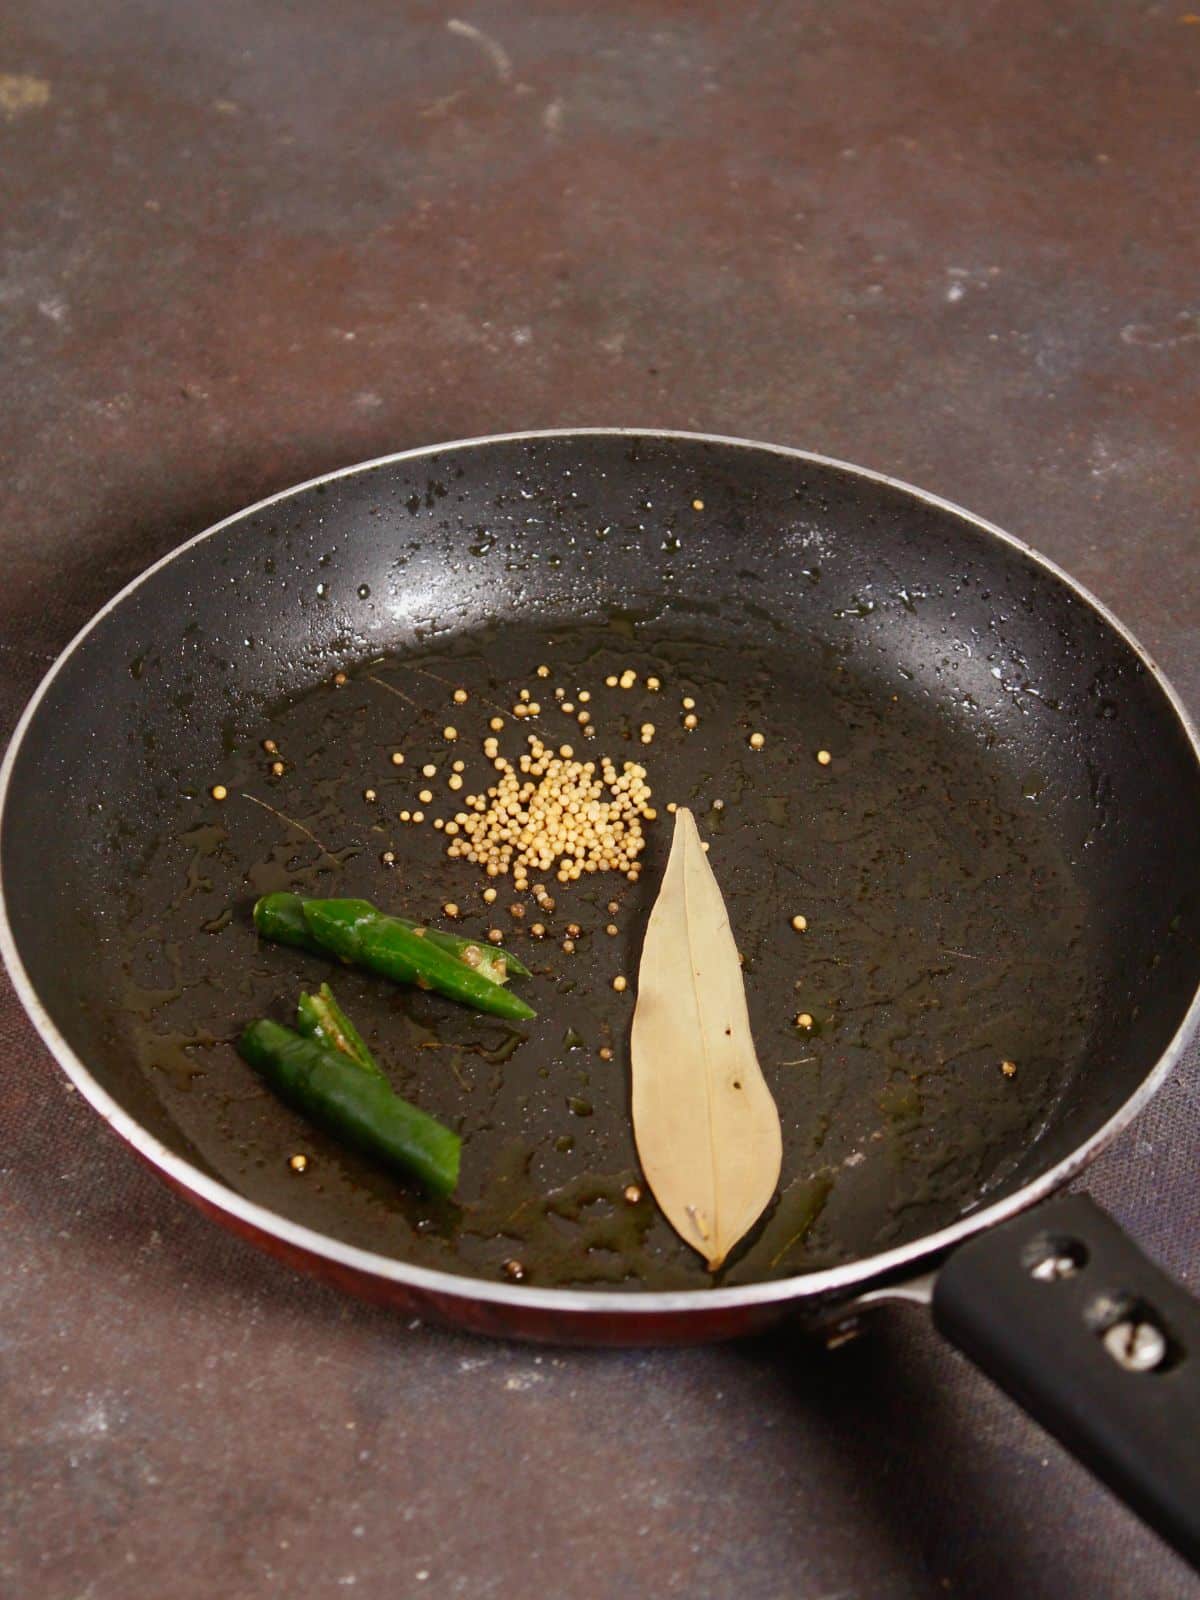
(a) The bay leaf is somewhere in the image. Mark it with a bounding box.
[630,807,783,1270]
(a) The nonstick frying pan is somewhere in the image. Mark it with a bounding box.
[3,431,1200,1563]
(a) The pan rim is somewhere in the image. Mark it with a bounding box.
[3,426,1199,1318]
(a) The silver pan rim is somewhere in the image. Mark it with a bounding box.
[3,427,1198,1320]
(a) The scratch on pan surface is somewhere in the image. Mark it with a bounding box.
[446,19,513,83]
[238,792,332,856]
[1120,312,1199,348]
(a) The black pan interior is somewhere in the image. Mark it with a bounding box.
[5,434,1199,1291]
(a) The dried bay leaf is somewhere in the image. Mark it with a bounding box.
[631,807,782,1270]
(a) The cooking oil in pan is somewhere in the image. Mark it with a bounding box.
[115,618,1096,1290]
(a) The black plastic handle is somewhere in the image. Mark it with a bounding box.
[932,1193,1200,1568]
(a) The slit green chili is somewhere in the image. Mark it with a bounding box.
[254,892,532,988]
[296,982,384,1079]
[239,1018,461,1196]
[300,898,536,1021]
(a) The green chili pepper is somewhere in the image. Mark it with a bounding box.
[296,982,383,1079]
[254,892,532,982]
[395,920,531,983]
[239,1019,460,1196]
[301,898,536,1022]
[254,891,323,954]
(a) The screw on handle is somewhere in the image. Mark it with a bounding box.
[933,1192,1200,1568]
[1103,1318,1168,1373]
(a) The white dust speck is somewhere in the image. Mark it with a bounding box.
[50,1395,112,1442]
[944,265,997,304]
[786,525,830,558]
[504,1370,543,1391]
[87,393,133,419]
[79,1398,110,1435]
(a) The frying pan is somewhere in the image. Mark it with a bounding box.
[3,431,1200,1563]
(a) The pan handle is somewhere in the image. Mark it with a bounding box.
[931,1193,1200,1568]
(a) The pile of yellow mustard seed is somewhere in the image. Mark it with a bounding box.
[444,733,655,890]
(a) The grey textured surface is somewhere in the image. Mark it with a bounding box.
[2,2,1198,1596]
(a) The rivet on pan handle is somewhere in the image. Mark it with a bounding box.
[932,1193,1200,1568]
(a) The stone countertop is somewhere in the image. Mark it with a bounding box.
[2,3,1197,1596]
